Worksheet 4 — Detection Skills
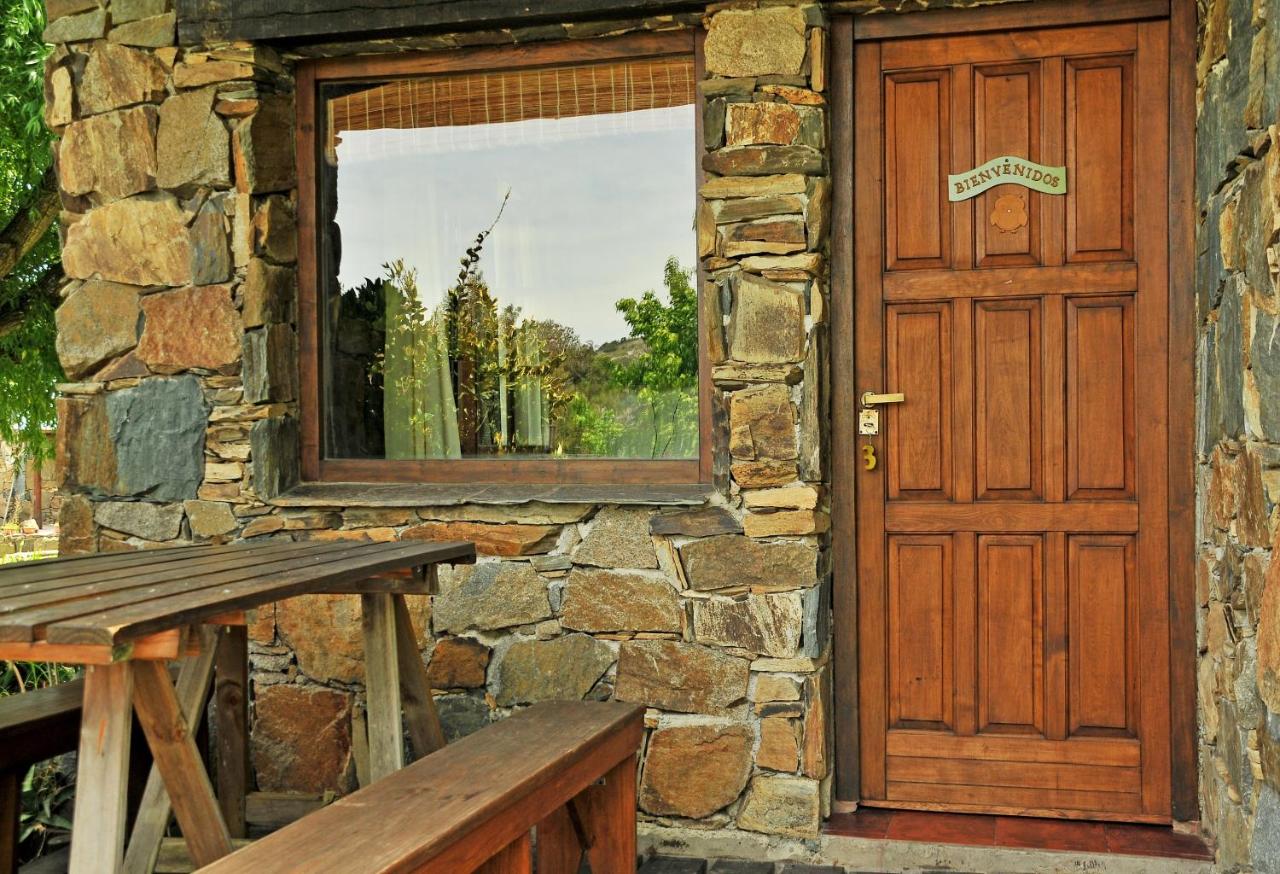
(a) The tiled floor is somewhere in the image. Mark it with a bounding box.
[824,808,1214,861]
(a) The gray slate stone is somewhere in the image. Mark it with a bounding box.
[1252,785,1280,874]
[1216,277,1244,440]
[250,416,300,499]
[495,634,614,706]
[107,376,209,502]
[94,500,184,541]
[1251,309,1280,440]
[435,693,491,743]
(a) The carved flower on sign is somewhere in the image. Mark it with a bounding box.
[991,193,1028,234]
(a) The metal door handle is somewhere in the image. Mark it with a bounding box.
[861,391,905,407]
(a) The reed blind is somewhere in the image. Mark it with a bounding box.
[326,55,696,139]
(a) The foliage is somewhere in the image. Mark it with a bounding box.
[608,257,700,458]
[0,0,61,461]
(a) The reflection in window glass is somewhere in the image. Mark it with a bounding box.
[319,56,699,462]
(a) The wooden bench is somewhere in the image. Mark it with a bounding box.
[200,700,645,874]
[1,679,84,874]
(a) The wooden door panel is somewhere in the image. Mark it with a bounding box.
[1068,535,1138,737]
[973,63,1043,266]
[1066,55,1134,262]
[886,304,953,500]
[1066,295,1135,499]
[977,535,1044,735]
[887,536,953,730]
[885,70,951,270]
[856,20,1171,823]
[975,299,1043,500]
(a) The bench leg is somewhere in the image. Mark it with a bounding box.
[362,592,405,781]
[1,767,20,874]
[535,804,582,874]
[578,755,638,874]
[122,627,220,874]
[214,625,250,838]
[70,662,134,874]
[477,830,532,874]
[131,659,233,869]
[392,595,446,759]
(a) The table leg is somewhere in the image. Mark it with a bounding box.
[391,594,446,758]
[70,662,134,874]
[122,628,219,874]
[214,626,249,838]
[131,660,233,868]
[361,593,404,781]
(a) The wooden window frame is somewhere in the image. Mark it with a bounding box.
[295,30,713,486]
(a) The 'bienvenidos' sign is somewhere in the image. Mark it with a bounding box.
[948,155,1067,202]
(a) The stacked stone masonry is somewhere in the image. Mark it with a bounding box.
[1197,0,1280,869]
[45,0,1271,864]
[44,0,839,842]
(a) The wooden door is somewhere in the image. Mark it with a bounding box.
[853,21,1172,822]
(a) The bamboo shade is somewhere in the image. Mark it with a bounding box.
[326,55,695,140]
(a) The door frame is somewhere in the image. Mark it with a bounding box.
[828,0,1198,821]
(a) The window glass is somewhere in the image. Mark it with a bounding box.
[319,55,699,462]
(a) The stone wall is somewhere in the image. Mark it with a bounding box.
[44,0,835,840]
[1196,0,1280,869]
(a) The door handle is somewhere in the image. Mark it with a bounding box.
[861,391,905,407]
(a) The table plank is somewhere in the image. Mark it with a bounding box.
[0,541,337,613]
[0,541,361,643]
[44,541,476,647]
[0,544,219,588]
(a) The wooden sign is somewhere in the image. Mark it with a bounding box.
[948,155,1067,201]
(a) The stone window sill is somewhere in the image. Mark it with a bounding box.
[270,481,717,508]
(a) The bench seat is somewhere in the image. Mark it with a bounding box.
[200,700,645,874]
[1,679,85,874]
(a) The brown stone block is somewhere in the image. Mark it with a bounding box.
[58,493,96,556]
[614,639,749,714]
[757,717,799,772]
[252,195,297,264]
[77,42,167,117]
[692,592,803,657]
[277,593,431,685]
[57,394,116,494]
[427,637,491,690]
[736,774,820,837]
[732,459,799,488]
[679,534,817,593]
[59,105,158,201]
[61,194,230,287]
[725,102,801,146]
[729,274,805,364]
[252,684,356,795]
[233,96,296,194]
[704,7,806,78]
[560,569,682,633]
[729,383,797,461]
[743,509,829,538]
[704,145,823,177]
[55,280,141,379]
[639,723,752,818]
[157,87,231,189]
[402,520,559,557]
[137,284,241,373]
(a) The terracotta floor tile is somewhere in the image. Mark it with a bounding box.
[884,810,998,847]
[1105,823,1215,860]
[994,816,1109,853]
[823,809,895,839]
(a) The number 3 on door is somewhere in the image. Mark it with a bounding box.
[861,443,877,471]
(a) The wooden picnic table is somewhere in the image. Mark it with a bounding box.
[0,538,476,874]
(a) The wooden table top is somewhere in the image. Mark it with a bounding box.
[0,540,475,650]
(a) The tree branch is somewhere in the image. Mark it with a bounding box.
[0,166,59,281]
[0,268,61,342]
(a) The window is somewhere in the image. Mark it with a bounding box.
[298,33,709,484]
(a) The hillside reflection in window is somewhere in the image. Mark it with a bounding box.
[319,56,699,462]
